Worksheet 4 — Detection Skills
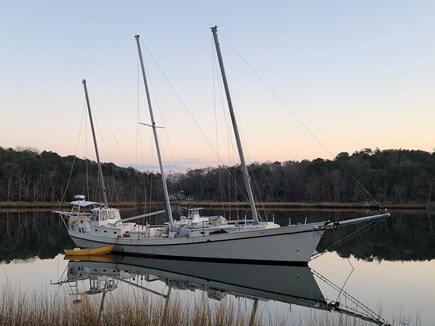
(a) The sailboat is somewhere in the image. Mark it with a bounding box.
[54,28,389,265]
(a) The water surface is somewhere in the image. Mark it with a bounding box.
[1,209,434,325]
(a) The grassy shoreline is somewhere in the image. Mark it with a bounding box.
[0,286,401,326]
[0,200,432,210]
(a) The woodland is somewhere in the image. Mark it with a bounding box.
[0,147,434,205]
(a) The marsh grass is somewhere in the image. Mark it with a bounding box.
[0,285,421,326]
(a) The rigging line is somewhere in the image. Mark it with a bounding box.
[139,38,252,205]
[216,62,245,207]
[60,99,87,203]
[212,36,251,215]
[335,257,354,302]
[310,219,381,261]
[217,30,384,210]
[136,57,155,213]
[210,35,264,211]
[211,40,263,210]
[328,301,387,326]
[88,92,119,164]
[145,131,156,213]
[211,33,237,205]
[88,94,114,198]
[139,39,218,157]
[312,269,388,324]
[141,67,183,205]
[87,89,133,169]
[144,55,181,178]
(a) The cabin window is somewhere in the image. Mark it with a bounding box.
[91,211,98,222]
[109,211,116,219]
[112,210,121,220]
[104,230,107,233]
[94,229,98,232]
[114,231,117,234]
[100,211,108,221]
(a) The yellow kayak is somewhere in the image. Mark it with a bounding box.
[64,245,114,256]
[64,255,114,263]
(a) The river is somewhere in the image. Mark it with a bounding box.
[1,208,434,325]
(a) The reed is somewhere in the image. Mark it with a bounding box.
[0,285,421,326]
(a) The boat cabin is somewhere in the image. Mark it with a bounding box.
[90,207,122,226]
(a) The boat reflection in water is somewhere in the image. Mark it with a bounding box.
[53,256,389,325]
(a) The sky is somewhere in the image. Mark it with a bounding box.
[1,1,435,171]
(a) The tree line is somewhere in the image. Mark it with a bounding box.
[0,147,434,204]
[0,147,164,204]
[177,148,435,205]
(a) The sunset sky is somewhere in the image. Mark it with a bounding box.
[1,1,434,171]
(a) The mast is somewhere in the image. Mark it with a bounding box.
[211,26,259,224]
[134,35,173,224]
[82,79,108,207]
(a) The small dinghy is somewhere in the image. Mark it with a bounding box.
[64,245,114,256]
[63,255,113,263]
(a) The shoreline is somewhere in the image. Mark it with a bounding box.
[0,200,432,211]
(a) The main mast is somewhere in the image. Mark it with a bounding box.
[135,35,173,224]
[211,26,259,224]
[82,79,108,207]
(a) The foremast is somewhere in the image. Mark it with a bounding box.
[211,26,259,224]
[82,79,108,207]
[135,35,174,225]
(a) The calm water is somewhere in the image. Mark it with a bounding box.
[1,208,434,325]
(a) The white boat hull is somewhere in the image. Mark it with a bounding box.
[69,222,326,264]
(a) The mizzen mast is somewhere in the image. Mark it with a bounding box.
[135,35,173,224]
[82,79,108,207]
[211,26,259,224]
